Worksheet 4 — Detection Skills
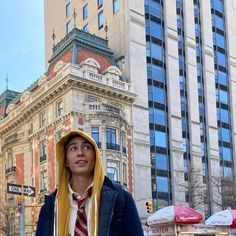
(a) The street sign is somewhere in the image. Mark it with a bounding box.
[7,183,35,197]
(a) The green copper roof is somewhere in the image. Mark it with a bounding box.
[50,27,113,62]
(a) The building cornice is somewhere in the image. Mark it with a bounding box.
[0,63,135,135]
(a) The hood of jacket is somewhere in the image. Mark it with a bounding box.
[56,130,105,236]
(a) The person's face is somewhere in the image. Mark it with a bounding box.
[65,136,96,178]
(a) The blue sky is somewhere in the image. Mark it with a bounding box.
[0,1,45,94]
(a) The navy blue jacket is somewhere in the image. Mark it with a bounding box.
[36,177,144,236]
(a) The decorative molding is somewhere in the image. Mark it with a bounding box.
[6,103,15,114]
[79,58,100,73]
[20,91,31,103]
[102,66,121,80]
[54,60,65,73]
[38,75,47,86]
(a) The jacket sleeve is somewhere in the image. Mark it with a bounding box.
[36,195,55,236]
[123,191,144,236]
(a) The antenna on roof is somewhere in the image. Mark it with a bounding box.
[73,8,77,28]
[104,21,108,40]
[6,73,8,90]
[52,28,56,47]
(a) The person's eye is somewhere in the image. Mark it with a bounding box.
[70,146,77,151]
[83,145,91,150]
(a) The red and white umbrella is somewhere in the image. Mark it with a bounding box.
[146,204,203,226]
[205,209,236,228]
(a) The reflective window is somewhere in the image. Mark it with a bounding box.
[106,128,116,144]
[154,108,166,126]
[219,127,230,142]
[98,0,103,7]
[66,2,71,17]
[155,131,167,148]
[107,162,119,181]
[147,64,165,82]
[157,176,168,192]
[83,4,88,20]
[148,0,161,18]
[218,89,228,104]
[212,0,223,13]
[66,21,71,34]
[113,0,119,13]
[217,108,229,123]
[98,11,104,29]
[83,24,89,32]
[223,167,232,177]
[146,19,163,40]
[213,32,225,49]
[216,51,226,67]
[153,87,165,104]
[212,15,224,31]
[156,153,168,170]
[221,147,231,162]
[92,127,99,143]
[151,42,163,61]
[217,70,227,85]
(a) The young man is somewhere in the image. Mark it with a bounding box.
[36,130,144,236]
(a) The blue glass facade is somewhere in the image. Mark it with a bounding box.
[176,0,192,186]
[211,0,233,177]
[145,0,171,209]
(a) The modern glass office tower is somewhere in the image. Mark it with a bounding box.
[44,0,236,216]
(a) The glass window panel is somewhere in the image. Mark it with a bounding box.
[83,4,88,20]
[106,128,116,144]
[212,0,223,13]
[213,32,225,48]
[223,167,232,177]
[156,153,168,170]
[213,15,224,30]
[221,147,231,162]
[66,21,71,34]
[155,131,167,148]
[66,2,71,17]
[113,0,119,13]
[218,108,229,123]
[216,51,226,67]
[217,70,227,85]
[151,43,163,61]
[98,0,103,7]
[92,127,99,143]
[154,108,166,126]
[83,24,89,32]
[219,127,230,142]
[219,89,228,104]
[107,162,119,181]
[153,87,165,104]
[98,11,104,29]
[149,20,163,40]
[157,176,168,192]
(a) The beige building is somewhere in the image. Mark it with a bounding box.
[0,30,143,235]
[44,0,236,218]
[44,0,152,219]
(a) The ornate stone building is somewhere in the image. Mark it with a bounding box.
[0,28,137,235]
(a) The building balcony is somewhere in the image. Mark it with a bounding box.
[5,166,16,175]
[84,102,125,117]
[106,143,120,151]
[40,154,47,163]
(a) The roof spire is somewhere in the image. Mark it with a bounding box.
[73,8,77,28]
[104,21,108,40]
[6,73,8,90]
[52,28,56,47]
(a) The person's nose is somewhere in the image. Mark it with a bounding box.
[76,146,84,156]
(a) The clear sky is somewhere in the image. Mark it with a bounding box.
[0,0,45,94]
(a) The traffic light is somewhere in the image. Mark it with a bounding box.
[146,200,153,213]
